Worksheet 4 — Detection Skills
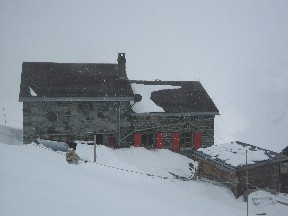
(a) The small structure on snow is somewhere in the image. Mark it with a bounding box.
[193,141,288,197]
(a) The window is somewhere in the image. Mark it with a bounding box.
[181,132,192,148]
[142,133,154,149]
[96,134,103,144]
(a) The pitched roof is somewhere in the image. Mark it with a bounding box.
[130,80,219,114]
[194,141,288,173]
[19,62,134,100]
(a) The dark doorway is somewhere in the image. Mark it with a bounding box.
[96,134,103,144]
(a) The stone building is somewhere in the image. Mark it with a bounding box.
[19,53,219,153]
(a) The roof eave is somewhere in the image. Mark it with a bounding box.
[131,112,219,117]
[19,96,135,102]
[236,156,288,172]
[194,151,288,174]
[193,151,237,174]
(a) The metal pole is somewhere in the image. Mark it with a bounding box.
[118,101,121,146]
[94,135,96,162]
[246,150,249,216]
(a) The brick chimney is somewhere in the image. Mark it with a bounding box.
[117,53,127,80]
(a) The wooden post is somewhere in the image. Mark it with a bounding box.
[94,135,96,162]
[246,150,249,216]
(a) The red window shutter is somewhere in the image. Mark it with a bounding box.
[156,132,164,149]
[172,132,180,152]
[194,131,202,150]
[134,133,142,147]
[108,134,115,148]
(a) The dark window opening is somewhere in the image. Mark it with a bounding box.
[142,133,154,149]
[96,134,103,144]
[181,132,192,148]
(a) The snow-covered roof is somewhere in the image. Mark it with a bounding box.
[131,83,181,113]
[130,80,219,114]
[20,61,219,115]
[195,141,288,171]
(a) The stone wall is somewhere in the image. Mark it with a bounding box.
[198,160,239,196]
[130,115,215,150]
[237,163,280,197]
[23,101,216,150]
[198,160,282,197]
[23,101,131,145]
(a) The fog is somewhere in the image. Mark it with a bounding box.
[0,0,287,151]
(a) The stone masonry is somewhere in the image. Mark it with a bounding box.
[130,115,215,150]
[23,101,131,145]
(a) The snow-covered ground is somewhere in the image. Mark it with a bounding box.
[0,124,22,145]
[1,141,287,216]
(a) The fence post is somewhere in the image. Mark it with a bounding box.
[94,135,96,162]
[246,150,249,216]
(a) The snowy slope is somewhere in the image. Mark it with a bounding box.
[0,124,22,145]
[37,139,197,179]
[1,142,287,216]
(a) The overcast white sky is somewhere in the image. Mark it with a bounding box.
[0,0,287,151]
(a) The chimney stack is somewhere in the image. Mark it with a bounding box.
[117,53,127,80]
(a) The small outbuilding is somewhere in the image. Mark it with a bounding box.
[193,141,288,197]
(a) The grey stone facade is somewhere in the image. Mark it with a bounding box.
[23,101,132,145]
[130,114,215,152]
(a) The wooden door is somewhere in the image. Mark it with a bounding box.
[193,131,202,150]
[134,133,142,147]
[108,134,115,148]
[172,132,180,152]
[156,132,164,149]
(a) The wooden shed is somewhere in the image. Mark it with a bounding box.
[193,141,288,197]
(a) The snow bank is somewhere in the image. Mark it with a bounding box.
[0,124,22,145]
[249,190,288,216]
[76,142,196,178]
[1,142,287,216]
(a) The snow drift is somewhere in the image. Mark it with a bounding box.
[1,141,287,216]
